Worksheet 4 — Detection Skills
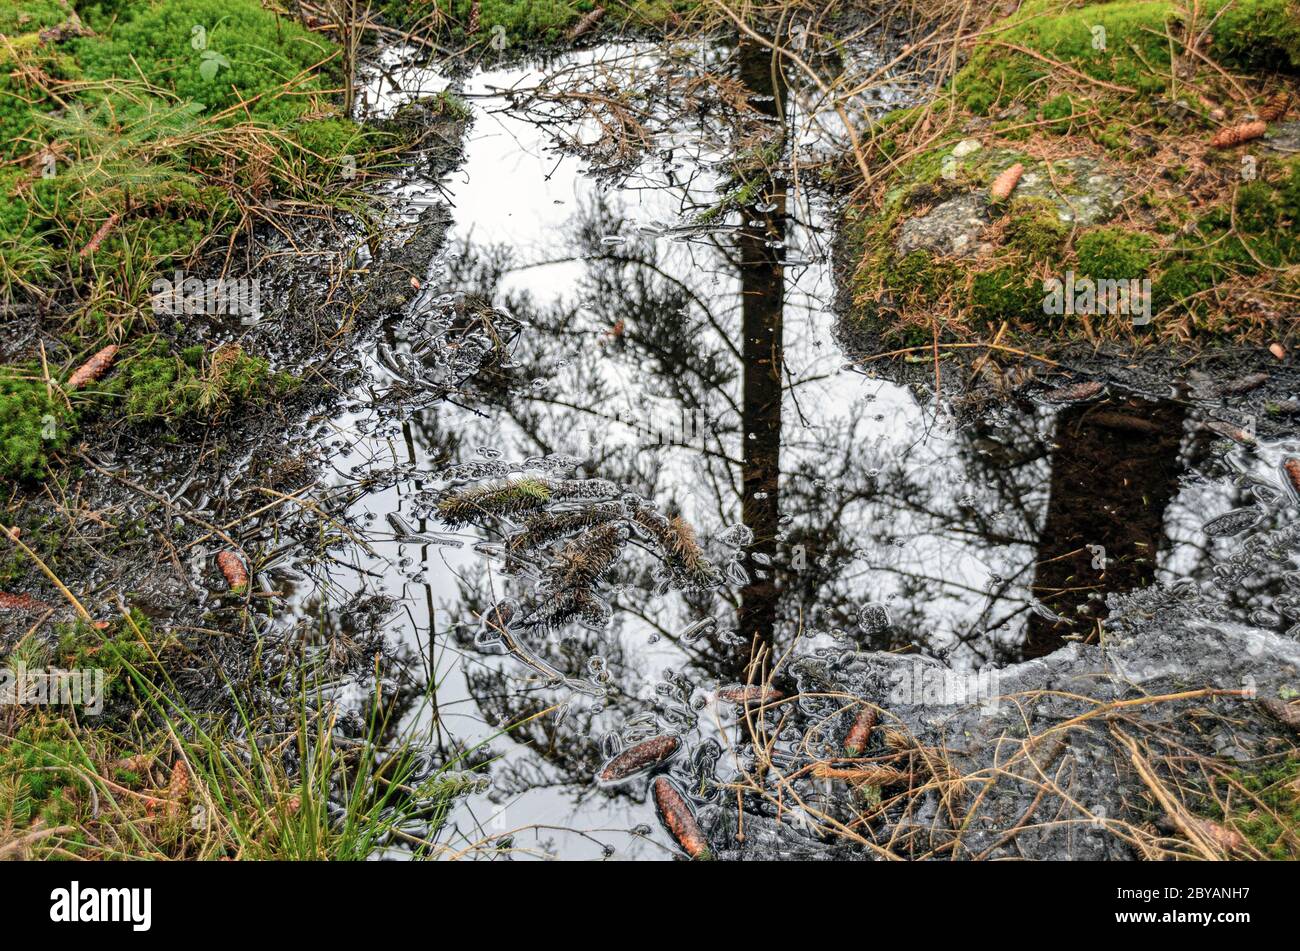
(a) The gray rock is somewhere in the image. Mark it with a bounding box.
[1012,157,1127,226]
[1263,120,1300,155]
[895,193,991,258]
[893,156,1128,260]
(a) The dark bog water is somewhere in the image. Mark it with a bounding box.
[251,42,1300,858]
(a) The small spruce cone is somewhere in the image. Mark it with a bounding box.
[78,212,120,258]
[652,777,711,860]
[1193,818,1244,853]
[989,162,1023,202]
[67,344,119,390]
[567,6,605,41]
[715,684,783,705]
[1260,698,1300,732]
[468,0,480,34]
[598,735,680,783]
[0,591,52,613]
[1203,419,1255,445]
[1210,120,1266,148]
[165,760,190,820]
[1258,90,1290,123]
[1284,458,1300,498]
[216,550,249,592]
[844,705,878,757]
[1042,380,1104,403]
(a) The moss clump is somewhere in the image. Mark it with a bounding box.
[955,0,1300,117]
[71,0,339,127]
[57,609,168,702]
[1004,197,1069,260]
[0,721,87,830]
[0,367,73,481]
[1204,754,1300,860]
[1154,159,1300,317]
[968,267,1044,327]
[1075,227,1157,280]
[93,341,295,427]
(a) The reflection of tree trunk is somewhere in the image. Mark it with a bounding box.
[735,38,787,678]
[1023,398,1186,658]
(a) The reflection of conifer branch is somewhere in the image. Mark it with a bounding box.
[525,588,611,631]
[552,523,626,590]
[439,474,718,632]
[630,505,719,587]
[507,503,623,556]
[668,515,710,579]
[436,478,553,526]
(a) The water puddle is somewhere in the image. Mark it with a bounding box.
[231,41,1300,858]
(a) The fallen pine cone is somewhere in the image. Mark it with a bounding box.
[1089,411,1164,434]
[652,777,711,860]
[1258,90,1291,123]
[0,591,52,613]
[1192,818,1245,853]
[1210,120,1266,148]
[989,162,1024,202]
[566,6,605,41]
[1260,698,1300,732]
[715,684,783,705]
[113,754,155,776]
[1217,372,1268,396]
[1284,458,1300,499]
[165,761,190,820]
[598,735,680,783]
[67,344,119,390]
[843,705,877,757]
[216,551,249,592]
[1042,380,1104,403]
[1202,419,1255,445]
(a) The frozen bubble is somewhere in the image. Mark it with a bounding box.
[857,602,891,635]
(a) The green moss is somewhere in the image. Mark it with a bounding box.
[968,267,1044,327]
[0,366,73,481]
[887,250,951,307]
[0,0,67,34]
[72,0,338,127]
[90,340,292,426]
[1208,754,1300,860]
[58,609,164,701]
[1154,159,1300,314]
[0,721,86,829]
[1075,227,1157,279]
[1039,92,1083,133]
[956,0,1300,117]
[1005,196,1069,260]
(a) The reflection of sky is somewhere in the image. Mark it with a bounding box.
[277,45,1300,858]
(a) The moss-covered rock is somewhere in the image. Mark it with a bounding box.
[846,0,1300,351]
